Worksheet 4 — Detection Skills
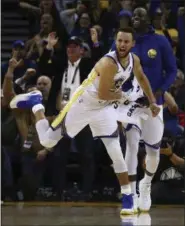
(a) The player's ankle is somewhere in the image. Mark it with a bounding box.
[121,184,132,195]
[32,104,45,114]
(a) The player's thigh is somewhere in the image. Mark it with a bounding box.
[89,105,118,138]
[65,99,90,138]
[117,102,148,126]
[142,107,164,145]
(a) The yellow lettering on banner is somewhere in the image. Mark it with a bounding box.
[51,69,98,129]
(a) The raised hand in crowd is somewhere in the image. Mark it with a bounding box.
[8,58,22,76]
[76,3,87,15]
[178,7,185,16]
[90,27,99,45]
[46,32,58,49]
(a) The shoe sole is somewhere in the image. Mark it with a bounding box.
[120,210,134,215]
[134,208,139,214]
[10,91,42,109]
[139,208,150,212]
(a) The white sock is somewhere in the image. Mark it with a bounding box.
[32,104,45,114]
[121,184,132,195]
[130,181,136,194]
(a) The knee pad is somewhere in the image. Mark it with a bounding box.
[101,138,128,173]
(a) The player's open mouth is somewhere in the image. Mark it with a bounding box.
[120,48,126,54]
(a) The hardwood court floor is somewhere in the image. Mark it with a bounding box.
[1,202,184,226]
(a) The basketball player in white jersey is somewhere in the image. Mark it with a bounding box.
[10,27,160,215]
[120,77,163,213]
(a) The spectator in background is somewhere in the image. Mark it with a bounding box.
[60,1,87,34]
[177,7,185,72]
[151,8,178,54]
[2,57,63,201]
[25,13,54,61]
[71,12,92,45]
[1,40,37,86]
[19,0,69,49]
[163,91,183,137]
[170,69,185,112]
[118,10,132,29]
[98,0,121,51]
[151,138,184,204]
[43,31,104,115]
[39,34,96,201]
[160,0,178,29]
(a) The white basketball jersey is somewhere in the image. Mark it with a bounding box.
[85,51,134,103]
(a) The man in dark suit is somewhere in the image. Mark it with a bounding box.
[38,33,103,200]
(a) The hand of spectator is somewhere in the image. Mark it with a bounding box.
[90,28,99,44]
[34,35,42,46]
[178,7,185,16]
[23,68,37,81]
[46,32,58,49]
[160,143,173,156]
[76,3,87,15]
[36,149,48,161]
[8,58,22,73]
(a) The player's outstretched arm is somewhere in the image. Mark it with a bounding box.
[95,57,122,101]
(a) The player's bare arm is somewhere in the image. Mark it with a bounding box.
[133,54,160,117]
[164,91,178,114]
[95,57,122,101]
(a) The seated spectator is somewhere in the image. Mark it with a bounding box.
[1,41,37,85]
[151,138,184,204]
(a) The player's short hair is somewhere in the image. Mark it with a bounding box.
[115,27,135,40]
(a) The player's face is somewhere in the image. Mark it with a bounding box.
[132,8,148,30]
[116,32,135,58]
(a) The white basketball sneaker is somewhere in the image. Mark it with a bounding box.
[138,179,151,212]
[133,194,139,214]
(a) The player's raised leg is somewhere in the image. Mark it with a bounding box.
[10,90,63,148]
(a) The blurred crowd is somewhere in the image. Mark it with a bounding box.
[1,0,185,203]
